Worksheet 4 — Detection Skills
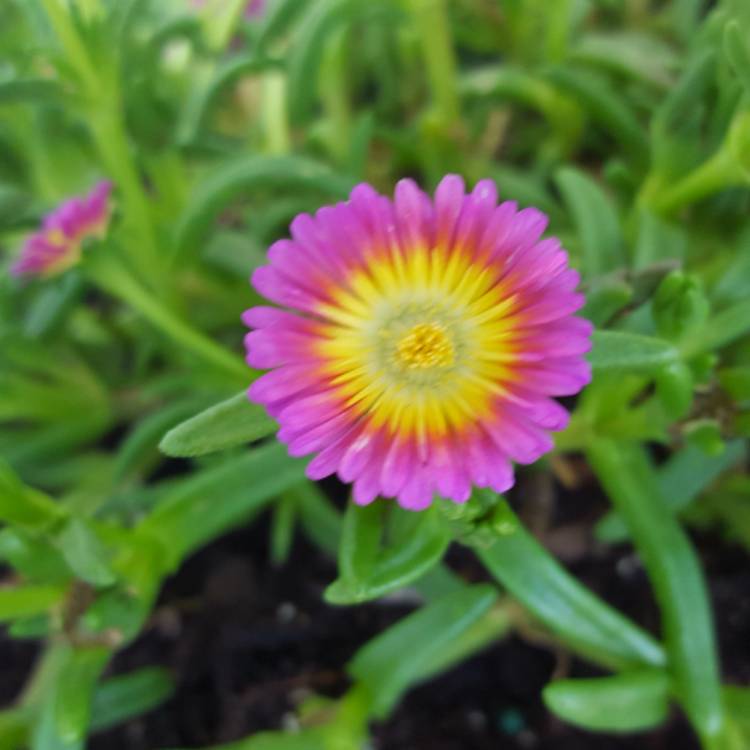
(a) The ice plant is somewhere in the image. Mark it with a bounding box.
[11,181,112,277]
[244,176,592,510]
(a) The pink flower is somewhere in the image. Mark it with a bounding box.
[12,181,112,278]
[244,176,592,510]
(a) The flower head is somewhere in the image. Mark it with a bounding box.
[12,181,112,278]
[244,176,592,510]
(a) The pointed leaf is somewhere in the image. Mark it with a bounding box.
[476,497,664,670]
[349,585,497,717]
[589,331,679,374]
[159,393,276,458]
[543,671,670,732]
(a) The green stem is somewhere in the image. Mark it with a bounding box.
[320,28,352,163]
[89,111,163,285]
[40,0,99,94]
[262,70,292,155]
[410,0,461,127]
[203,0,250,52]
[42,0,164,288]
[86,253,248,384]
[651,149,742,216]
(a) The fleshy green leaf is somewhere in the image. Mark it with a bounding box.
[724,21,750,96]
[543,671,670,732]
[587,440,728,745]
[596,441,746,542]
[349,585,497,717]
[140,444,308,565]
[53,647,111,745]
[555,166,624,276]
[588,331,679,374]
[475,497,665,670]
[174,155,354,257]
[159,393,276,458]
[0,459,65,530]
[0,585,65,622]
[90,668,175,733]
[325,504,450,604]
[56,518,117,588]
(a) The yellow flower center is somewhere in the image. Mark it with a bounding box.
[394,322,455,370]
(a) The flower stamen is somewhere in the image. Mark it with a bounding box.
[394,322,455,370]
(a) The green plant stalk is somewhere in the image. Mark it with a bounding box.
[40,0,99,94]
[203,0,250,52]
[89,111,164,285]
[544,0,572,63]
[41,0,164,287]
[651,149,743,216]
[409,0,461,127]
[85,254,247,384]
[262,70,292,155]
[587,439,729,749]
[320,28,352,163]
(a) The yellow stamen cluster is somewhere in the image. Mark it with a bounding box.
[394,322,455,370]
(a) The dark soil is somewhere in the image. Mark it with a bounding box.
[3,471,749,749]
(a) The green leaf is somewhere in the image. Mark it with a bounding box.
[24,273,85,339]
[554,166,624,276]
[0,708,27,750]
[162,729,326,750]
[632,209,687,269]
[571,32,677,88]
[270,494,297,565]
[461,66,583,154]
[90,668,175,733]
[56,518,117,588]
[0,528,71,583]
[335,501,384,583]
[174,155,354,257]
[718,367,750,400]
[178,55,282,145]
[724,21,750,96]
[286,0,399,124]
[596,441,746,542]
[653,48,715,137]
[256,0,313,53]
[159,393,275,458]
[325,505,450,605]
[349,585,497,717]
[293,482,342,556]
[581,278,633,327]
[0,459,65,530]
[547,66,649,160]
[0,585,65,622]
[587,440,728,745]
[0,79,60,105]
[53,647,111,745]
[543,671,670,732]
[116,396,216,478]
[588,331,679,374]
[724,686,750,731]
[682,299,750,357]
[475,498,664,670]
[140,443,308,565]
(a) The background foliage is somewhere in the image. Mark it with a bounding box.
[1,0,750,748]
